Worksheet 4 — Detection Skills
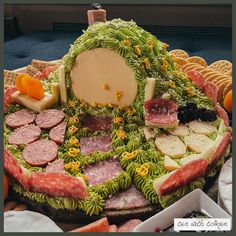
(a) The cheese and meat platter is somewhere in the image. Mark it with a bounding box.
[3,5,232,232]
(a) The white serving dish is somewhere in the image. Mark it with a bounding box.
[4,210,63,232]
[133,189,231,232]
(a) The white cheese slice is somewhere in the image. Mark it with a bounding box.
[153,171,176,196]
[179,154,202,166]
[70,48,137,106]
[144,77,156,101]
[11,91,56,113]
[169,125,189,136]
[164,155,180,171]
[188,120,217,135]
[59,65,67,104]
[51,83,60,103]
[155,134,187,158]
[184,133,214,153]
[143,127,155,141]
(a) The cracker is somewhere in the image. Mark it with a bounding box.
[4,70,19,90]
[203,71,218,81]
[181,62,199,72]
[183,63,203,73]
[31,59,61,71]
[199,68,213,76]
[209,60,232,76]
[205,72,222,83]
[187,56,208,68]
[173,57,188,68]
[169,49,189,59]
[26,65,41,76]
[217,79,232,104]
[214,77,230,87]
[223,81,232,98]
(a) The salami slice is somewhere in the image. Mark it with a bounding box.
[187,70,205,89]
[215,104,229,126]
[49,121,67,144]
[23,140,58,166]
[4,86,17,113]
[41,65,59,79]
[28,172,87,199]
[87,8,107,25]
[80,135,112,155]
[105,185,149,209]
[45,159,65,174]
[5,109,36,128]
[83,158,123,186]
[144,98,178,128]
[83,115,112,132]
[117,219,142,232]
[159,159,209,196]
[4,148,30,190]
[36,109,65,129]
[202,82,218,104]
[209,132,231,167]
[8,124,41,145]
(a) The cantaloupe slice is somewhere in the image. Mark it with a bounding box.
[70,48,137,106]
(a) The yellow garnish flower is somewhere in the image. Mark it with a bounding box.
[68,148,80,157]
[161,58,168,72]
[136,163,150,177]
[68,100,76,108]
[142,58,151,70]
[79,99,87,107]
[122,39,131,46]
[65,161,80,171]
[113,117,124,125]
[68,125,78,134]
[187,87,195,96]
[77,173,88,181]
[167,80,176,88]
[69,116,79,124]
[69,136,80,146]
[122,150,139,160]
[116,129,126,140]
[134,45,141,55]
[162,43,169,50]
[147,39,155,49]
[127,108,136,115]
[115,90,123,102]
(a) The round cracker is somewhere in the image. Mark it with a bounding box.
[209,60,232,75]
[205,72,223,83]
[169,49,189,59]
[214,77,230,87]
[192,66,205,72]
[223,80,232,98]
[200,68,214,76]
[181,62,199,72]
[174,57,188,68]
[187,56,208,67]
[217,79,231,104]
[183,63,202,73]
[204,71,219,81]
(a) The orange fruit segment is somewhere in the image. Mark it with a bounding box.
[15,74,27,94]
[223,89,232,112]
[21,75,45,100]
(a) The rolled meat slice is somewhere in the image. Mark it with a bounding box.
[5,109,36,128]
[4,148,30,190]
[8,124,41,145]
[144,98,178,129]
[187,70,205,90]
[36,109,65,129]
[155,159,209,196]
[23,140,58,166]
[202,82,218,104]
[49,121,67,144]
[28,172,87,200]
[215,104,229,126]
[4,86,17,113]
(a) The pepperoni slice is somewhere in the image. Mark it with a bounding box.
[23,140,58,166]
[28,172,87,200]
[41,65,59,79]
[4,148,30,191]
[159,159,209,196]
[8,124,41,145]
[36,109,65,129]
[215,104,229,126]
[5,109,36,128]
[4,86,17,113]
[202,82,218,104]
[49,121,67,144]
[187,70,205,89]
[144,98,178,127]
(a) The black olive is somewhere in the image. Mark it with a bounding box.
[205,110,217,122]
[91,3,102,10]
[188,109,199,121]
[178,110,188,123]
[186,102,197,110]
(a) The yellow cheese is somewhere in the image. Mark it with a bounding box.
[12,91,56,113]
[164,155,180,171]
[59,65,67,104]
[144,77,156,101]
[51,83,60,103]
[70,48,137,106]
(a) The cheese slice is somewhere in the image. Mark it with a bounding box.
[12,91,56,113]
[51,83,60,103]
[155,134,187,158]
[143,127,155,141]
[70,48,137,106]
[188,120,217,135]
[169,125,189,136]
[144,77,156,101]
[59,65,67,104]
[153,171,176,196]
[179,154,202,166]
[164,155,180,171]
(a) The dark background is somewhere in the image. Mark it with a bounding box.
[4,4,232,70]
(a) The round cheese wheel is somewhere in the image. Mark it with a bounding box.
[70,48,137,106]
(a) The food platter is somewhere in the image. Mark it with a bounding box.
[3,8,232,232]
